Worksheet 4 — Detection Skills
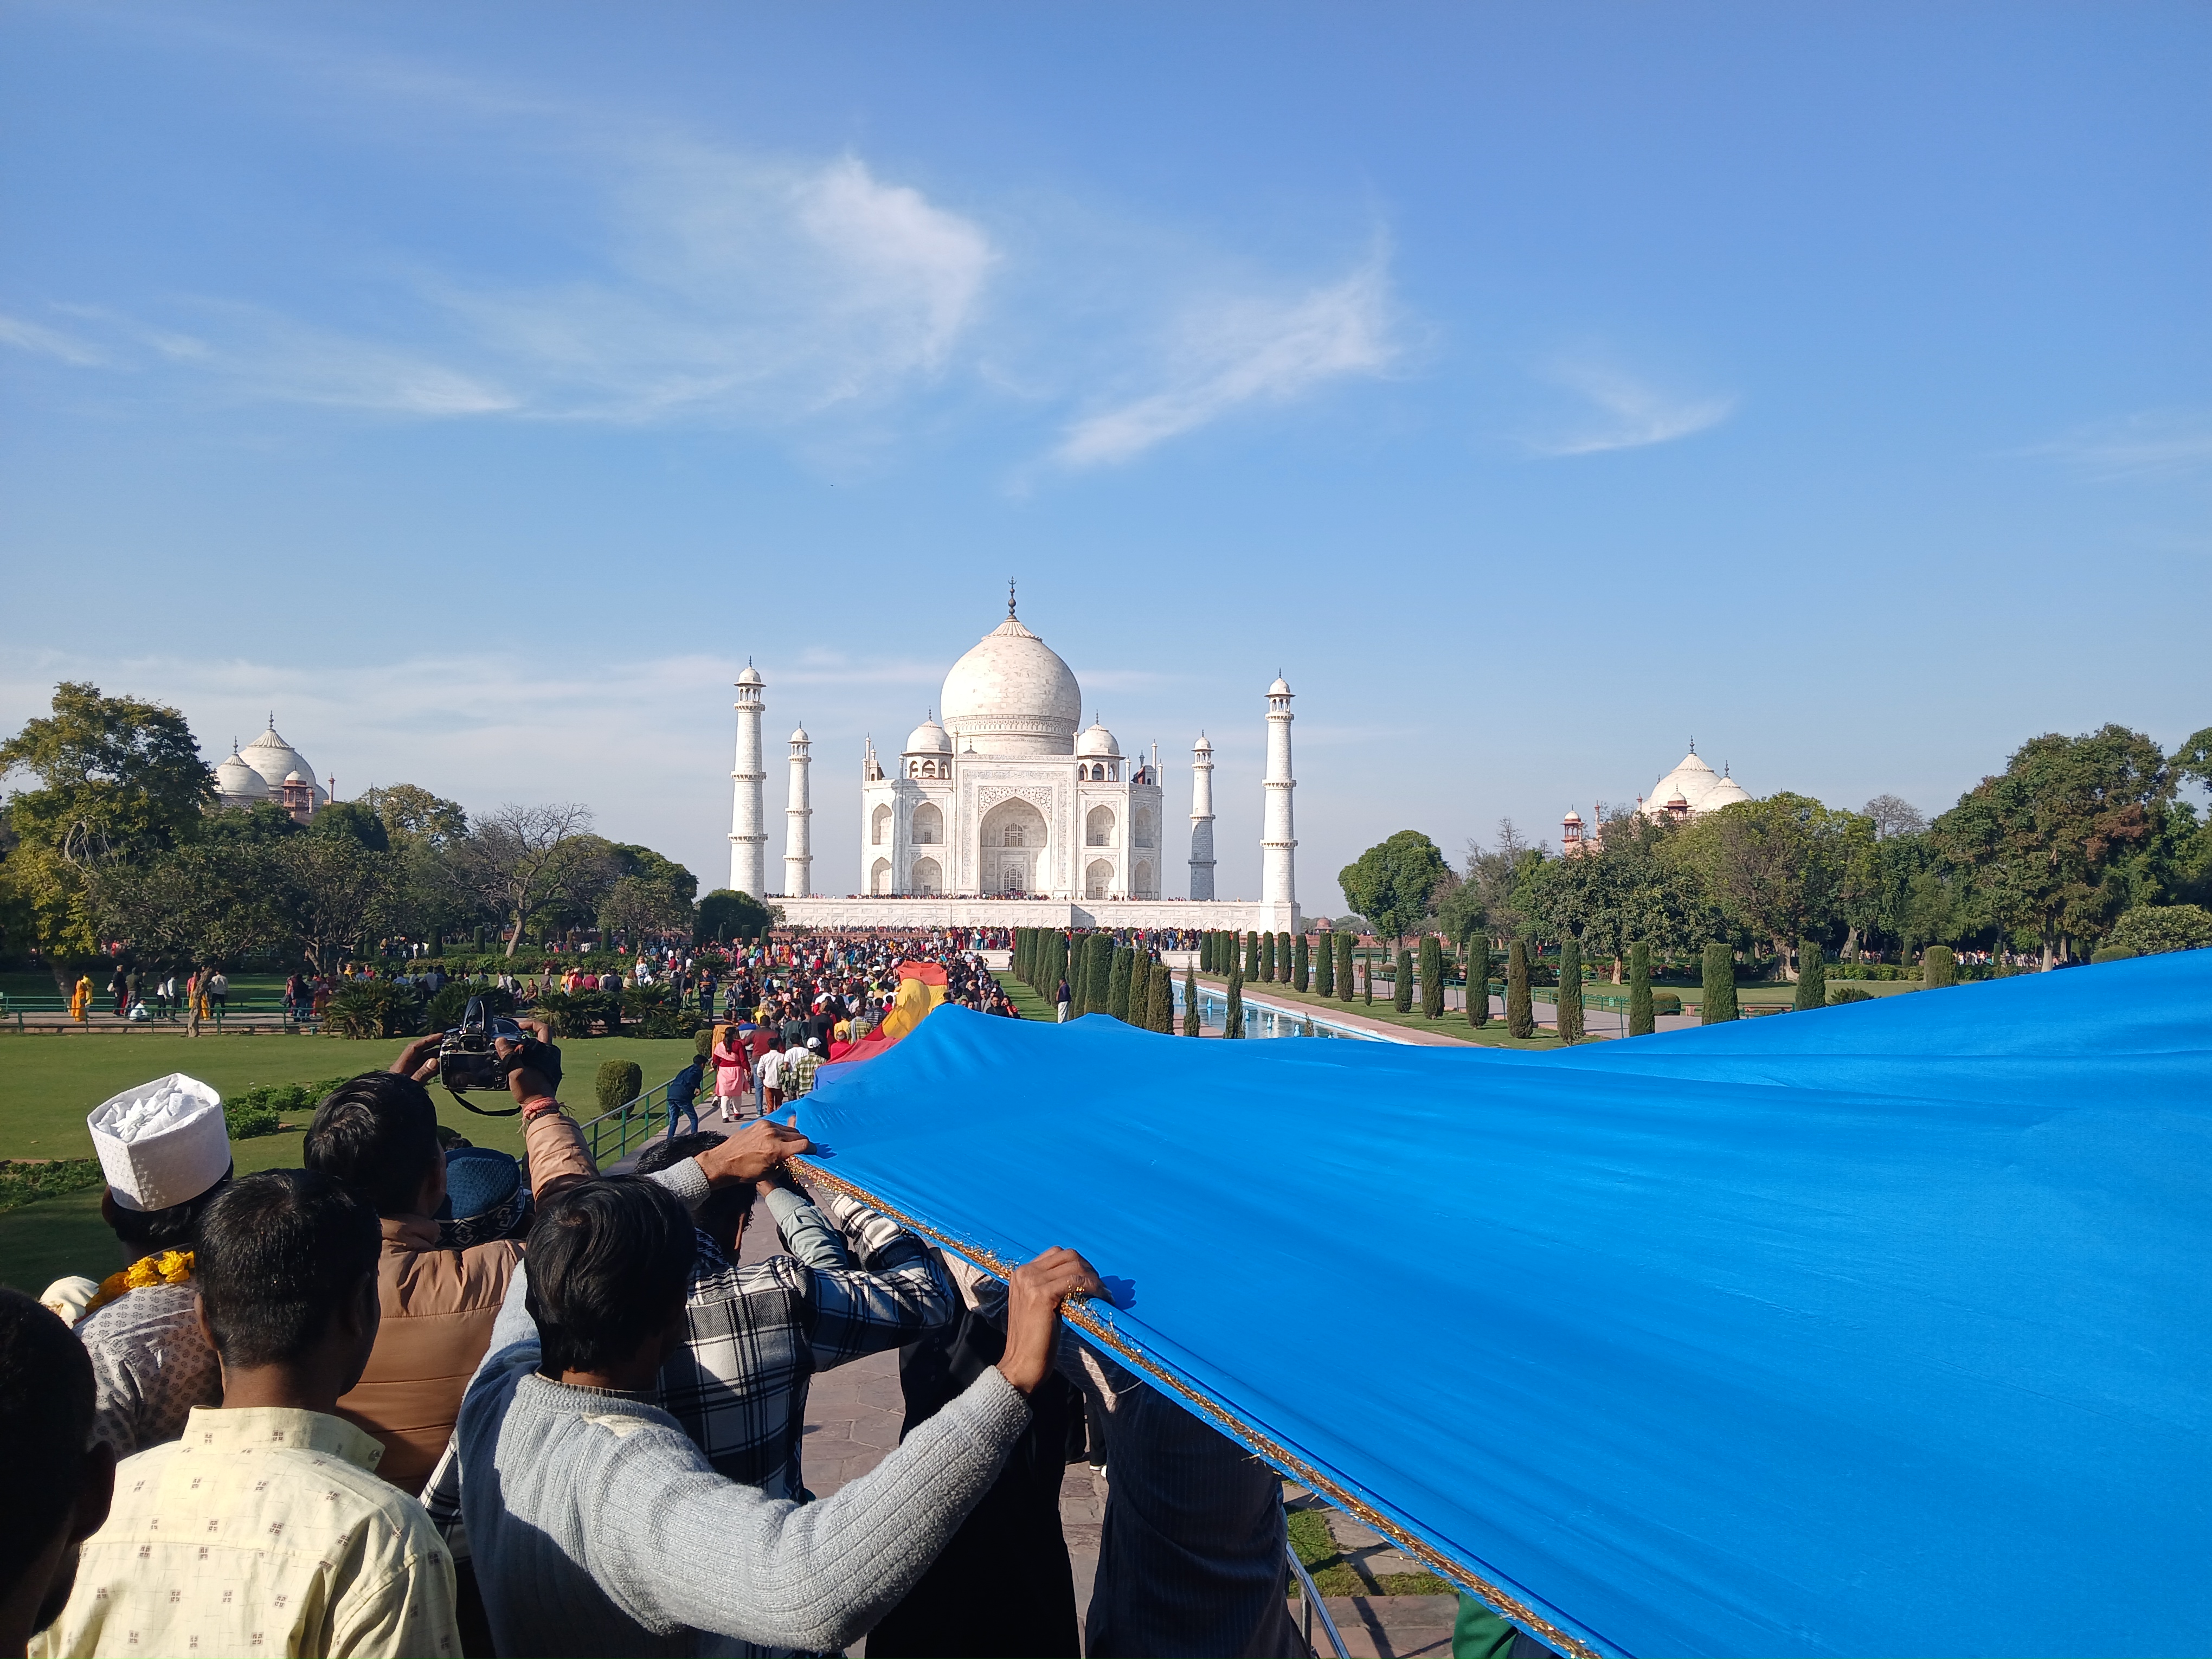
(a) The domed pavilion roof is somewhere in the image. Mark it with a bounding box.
[1639,748,1748,820]
[1075,718,1121,759]
[241,721,318,796]
[215,746,270,802]
[940,608,1083,758]
[904,714,953,755]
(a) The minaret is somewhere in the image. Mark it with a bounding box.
[728,664,767,897]
[1255,676,1298,932]
[783,726,813,898]
[1188,734,1217,900]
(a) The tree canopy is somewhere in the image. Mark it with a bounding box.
[1339,830,1448,943]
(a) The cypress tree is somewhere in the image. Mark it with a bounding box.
[1278,932,1293,983]
[1362,942,1374,1004]
[1315,932,1334,996]
[1465,935,1491,1027]
[1147,961,1173,1032]
[1262,932,1276,982]
[1702,943,1739,1023]
[1420,935,1444,1019]
[1336,932,1355,1002]
[1107,946,1133,1021]
[1201,931,1212,973]
[1084,933,1114,1015]
[1245,931,1259,979]
[1628,941,1654,1036]
[1015,928,1030,987]
[1557,937,1585,1043]
[1128,951,1151,1026]
[1294,934,1310,993]
[1070,932,1090,1014]
[1793,938,1827,1011]
[1225,964,1245,1037]
[1507,940,1535,1038]
[1393,946,1414,1013]
[1922,945,1956,988]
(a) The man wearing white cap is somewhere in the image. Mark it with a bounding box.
[63,1075,235,1459]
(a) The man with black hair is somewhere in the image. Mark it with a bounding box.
[455,1128,1101,1658]
[0,1291,114,1655]
[629,1132,950,1495]
[61,1079,237,1457]
[302,1034,596,1492]
[35,1172,461,1658]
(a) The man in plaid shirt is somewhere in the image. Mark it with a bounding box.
[779,1037,823,1103]
[635,1131,948,1499]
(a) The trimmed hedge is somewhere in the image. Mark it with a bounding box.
[596,1059,644,1114]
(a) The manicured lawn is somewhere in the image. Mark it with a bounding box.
[0,1030,699,1293]
[991,971,1061,1024]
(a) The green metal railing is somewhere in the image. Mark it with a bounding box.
[581,1075,684,1165]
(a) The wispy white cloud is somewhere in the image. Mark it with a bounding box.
[1053,257,1398,467]
[1522,358,1735,458]
[0,312,107,367]
[2029,410,2212,480]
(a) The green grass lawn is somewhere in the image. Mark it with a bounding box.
[990,970,1060,1023]
[0,1030,699,1294]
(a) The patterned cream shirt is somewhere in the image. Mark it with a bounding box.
[34,1405,459,1659]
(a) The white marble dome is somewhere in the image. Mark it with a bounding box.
[904,716,953,755]
[241,723,320,798]
[215,748,270,803]
[1639,749,1749,820]
[1075,720,1120,758]
[736,664,763,686]
[940,613,1083,757]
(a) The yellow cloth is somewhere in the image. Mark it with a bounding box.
[876,974,936,1043]
[35,1406,460,1659]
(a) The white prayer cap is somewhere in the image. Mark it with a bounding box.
[87,1073,230,1212]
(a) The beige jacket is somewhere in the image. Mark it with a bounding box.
[335,1105,595,1494]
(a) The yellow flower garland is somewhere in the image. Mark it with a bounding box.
[83,1249,195,1317]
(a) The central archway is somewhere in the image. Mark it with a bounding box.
[979,797,1049,899]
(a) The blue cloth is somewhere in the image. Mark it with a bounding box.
[798,951,2212,1658]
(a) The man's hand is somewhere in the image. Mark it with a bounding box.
[996,1247,1103,1396]
[391,1035,442,1081]
[693,1120,811,1189]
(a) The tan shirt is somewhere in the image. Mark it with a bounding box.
[34,1406,460,1659]
[335,1106,595,1494]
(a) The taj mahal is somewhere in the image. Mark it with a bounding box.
[733,595,1298,933]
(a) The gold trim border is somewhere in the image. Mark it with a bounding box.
[792,1155,1609,1659]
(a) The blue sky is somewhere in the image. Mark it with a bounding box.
[2,3,2207,908]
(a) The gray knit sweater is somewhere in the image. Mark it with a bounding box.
[456,1258,1031,1658]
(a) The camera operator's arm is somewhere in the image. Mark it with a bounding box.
[503,1040,600,1199]
[390,1034,442,1083]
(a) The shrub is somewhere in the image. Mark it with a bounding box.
[2106,903,2212,956]
[1701,944,1738,1024]
[1828,986,1874,1005]
[1922,946,1956,989]
[596,1059,644,1114]
[1506,940,1534,1038]
[1556,938,1584,1043]
[324,981,423,1039]
[2090,944,2138,963]
[695,1025,718,1059]
[1126,951,1149,1025]
[1628,942,1654,1037]
[1146,962,1173,1032]
[1649,990,1683,1017]
[1465,935,1491,1027]
[1107,947,1134,1023]
[1793,940,1827,1012]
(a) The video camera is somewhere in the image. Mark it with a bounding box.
[436,997,556,1110]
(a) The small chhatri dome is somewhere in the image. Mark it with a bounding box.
[736,663,763,686]
[1562,807,1583,825]
[1192,733,1213,754]
[904,713,953,755]
[1075,717,1121,758]
[1268,675,1293,696]
[789,725,811,744]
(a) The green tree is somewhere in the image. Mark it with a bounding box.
[1262,931,1277,982]
[1243,930,1258,978]
[1127,950,1151,1025]
[1628,941,1653,1036]
[1362,939,1374,1004]
[1667,793,1855,977]
[1465,934,1491,1027]
[1314,932,1333,996]
[1182,963,1200,1035]
[1419,935,1444,1019]
[1146,960,1173,1032]
[1294,933,1310,993]
[1934,724,2177,967]
[1793,938,1827,1011]
[1335,930,1355,1002]
[1921,944,1956,988]
[2107,903,2212,954]
[0,682,214,979]
[1506,940,1534,1038]
[1224,963,1244,1037]
[308,800,390,853]
[359,783,468,848]
[696,889,773,943]
[1339,831,1449,957]
[1702,943,1739,1023]
[1393,945,1413,1013]
[595,1059,644,1113]
[1557,937,1585,1043]
[275,834,397,976]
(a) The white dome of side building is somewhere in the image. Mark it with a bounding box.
[214,718,329,822]
[1636,745,1750,824]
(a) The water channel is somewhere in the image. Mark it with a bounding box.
[1172,981,1386,1041]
